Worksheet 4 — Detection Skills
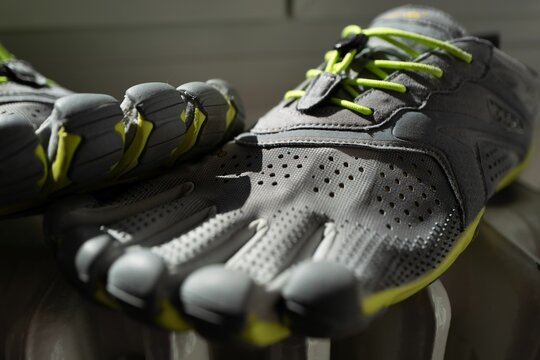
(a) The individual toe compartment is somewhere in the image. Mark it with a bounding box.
[106,248,192,330]
[279,261,365,338]
[49,178,207,305]
[171,81,234,161]
[0,113,46,209]
[107,250,168,309]
[75,193,212,282]
[275,223,392,339]
[113,82,186,177]
[107,210,258,330]
[227,208,328,285]
[181,265,255,339]
[176,208,329,345]
[206,79,245,137]
[42,93,125,191]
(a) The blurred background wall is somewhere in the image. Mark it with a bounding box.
[1,0,539,125]
[0,3,540,357]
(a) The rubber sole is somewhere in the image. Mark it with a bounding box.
[0,80,245,215]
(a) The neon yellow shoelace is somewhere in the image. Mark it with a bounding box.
[284,25,473,115]
[0,44,13,84]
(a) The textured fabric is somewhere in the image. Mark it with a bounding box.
[59,143,460,294]
[0,76,69,102]
[90,173,189,209]
[152,209,246,268]
[0,48,71,129]
[0,101,54,129]
[478,141,519,197]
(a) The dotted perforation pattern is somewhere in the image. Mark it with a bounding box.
[478,141,518,196]
[103,195,210,246]
[89,173,186,208]
[0,102,52,128]
[92,143,463,293]
[486,98,524,131]
[197,144,458,242]
[151,209,246,269]
[227,207,326,284]
[368,208,462,291]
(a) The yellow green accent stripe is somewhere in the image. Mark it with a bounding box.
[155,299,191,330]
[114,120,126,144]
[225,99,236,130]
[109,113,153,177]
[34,144,48,188]
[108,121,126,172]
[49,126,81,190]
[0,76,8,83]
[240,314,290,346]
[0,43,13,60]
[170,107,206,162]
[94,284,120,309]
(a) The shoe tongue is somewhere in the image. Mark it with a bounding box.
[0,43,14,61]
[367,5,468,58]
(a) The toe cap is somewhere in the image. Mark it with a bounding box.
[281,261,365,337]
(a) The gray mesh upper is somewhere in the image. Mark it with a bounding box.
[80,143,460,293]
[0,101,53,129]
[0,70,72,129]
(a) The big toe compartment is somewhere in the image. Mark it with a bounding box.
[181,265,254,340]
[280,261,365,338]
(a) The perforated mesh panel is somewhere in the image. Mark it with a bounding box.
[369,208,461,290]
[0,102,52,128]
[103,195,208,243]
[90,142,462,291]
[227,208,326,284]
[205,145,455,240]
[478,142,517,196]
[90,174,187,208]
[152,209,245,269]
[0,80,71,127]
[487,98,524,131]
